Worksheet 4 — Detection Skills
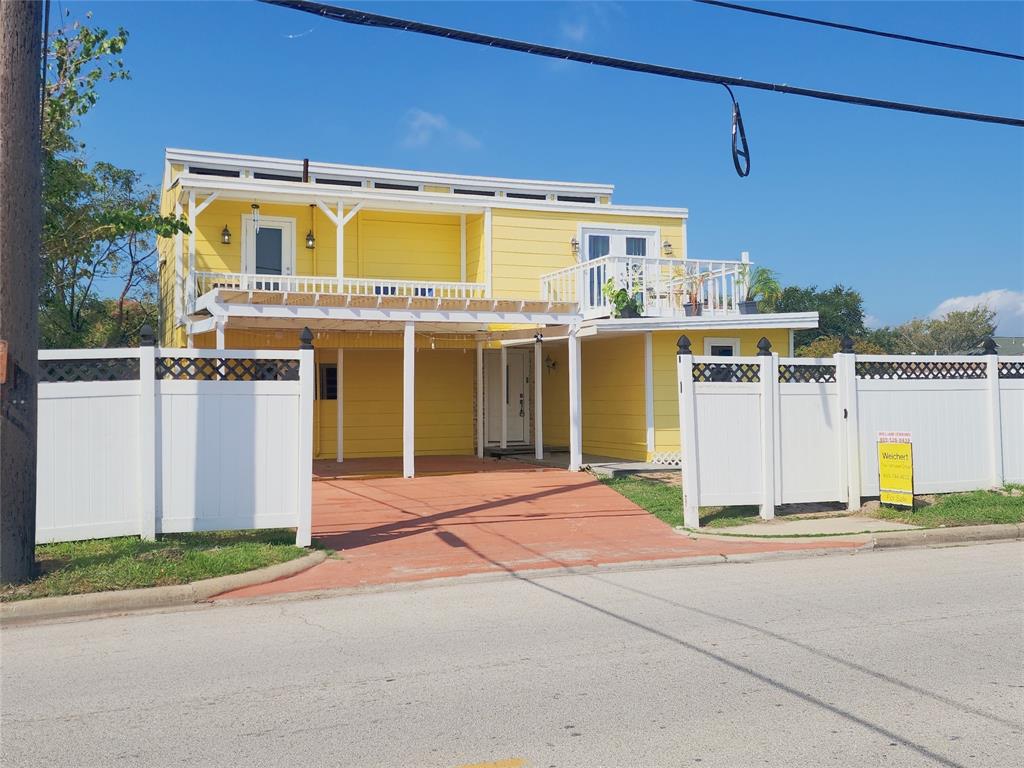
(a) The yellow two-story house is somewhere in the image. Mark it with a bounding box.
[157,148,817,476]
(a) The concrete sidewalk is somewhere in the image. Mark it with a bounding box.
[695,515,920,538]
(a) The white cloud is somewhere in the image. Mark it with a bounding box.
[399,109,480,151]
[560,19,589,43]
[864,314,882,329]
[931,289,1024,335]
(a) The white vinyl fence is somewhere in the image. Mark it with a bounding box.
[675,337,1024,528]
[36,331,314,545]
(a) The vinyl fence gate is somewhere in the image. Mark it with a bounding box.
[675,336,1023,528]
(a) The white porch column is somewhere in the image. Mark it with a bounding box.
[342,201,350,280]
[460,214,467,283]
[342,348,350,462]
[484,207,493,297]
[499,344,508,449]
[174,198,183,325]
[644,332,655,457]
[534,336,544,460]
[476,341,484,458]
[186,190,196,311]
[214,318,225,350]
[403,322,415,478]
[568,325,582,471]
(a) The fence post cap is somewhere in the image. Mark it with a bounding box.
[139,324,155,347]
[982,337,999,355]
[299,327,314,350]
[677,335,692,355]
[839,335,855,354]
[756,337,772,356]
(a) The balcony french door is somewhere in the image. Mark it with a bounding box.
[241,215,295,291]
[581,227,657,309]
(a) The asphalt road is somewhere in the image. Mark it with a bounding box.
[2,543,1022,767]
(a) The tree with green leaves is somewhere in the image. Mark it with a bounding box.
[767,283,867,350]
[873,307,997,355]
[40,13,187,348]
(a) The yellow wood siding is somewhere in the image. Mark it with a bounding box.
[582,336,647,460]
[465,213,484,284]
[651,328,791,458]
[541,346,569,449]
[356,211,460,281]
[489,209,686,300]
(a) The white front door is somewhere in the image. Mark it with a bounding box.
[486,349,530,444]
[241,215,296,288]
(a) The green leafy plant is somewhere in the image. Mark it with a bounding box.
[601,275,644,318]
[738,264,783,307]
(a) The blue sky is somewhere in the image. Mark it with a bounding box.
[76,1,1024,332]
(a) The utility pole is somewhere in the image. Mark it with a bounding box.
[0,2,43,583]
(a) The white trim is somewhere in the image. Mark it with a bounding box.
[296,343,315,547]
[166,147,615,196]
[336,348,344,463]
[187,190,196,310]
[676,349,700,528]
[476,342,484,458]
[581,312,821,333]
[460,214,467,283]
[644,332,655,454]
[172,173,687,218]
[703,337,741,356]
[568,326,582,471]
[239,214,296,275]
[215,318,226,349]
[534,339,544,460]
[484,208,493,297]
[500,345,508,449]
[174,198,183,324]
[788,328,795,355]
[403,322,415,478]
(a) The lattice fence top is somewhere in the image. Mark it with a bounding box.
[155,357,300,381]
[693,361,761,383]
[856,360,988,380]
[40,358,140,383]
[778,364,837,384]
[999,360,1024,379]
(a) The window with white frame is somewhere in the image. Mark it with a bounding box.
[704,337,740,356]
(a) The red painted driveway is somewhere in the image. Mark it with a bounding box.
[219,457,858,599]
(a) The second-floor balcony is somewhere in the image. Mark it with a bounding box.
[540,255,751,320]
[188,256,752,322]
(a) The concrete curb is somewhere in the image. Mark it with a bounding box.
[0,549,328,625]
[868,523,1022,549]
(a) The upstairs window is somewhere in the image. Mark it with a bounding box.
[254,172,303,182]
[316,177,363,187]
[557,195,596,204]
[374,181,420,191]
[453,188,495,197]
[506,192,546,200]
[188,166,240,178]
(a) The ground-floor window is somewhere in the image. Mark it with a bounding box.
[318,363,337,400]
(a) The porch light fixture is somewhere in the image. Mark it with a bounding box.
[251,203,261,233]
[662,240,673,256]
[570,237,579,256]
[221,225,231,245]
[305,229,316,249]
[544,355,557,373]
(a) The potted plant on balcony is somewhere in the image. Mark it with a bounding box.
[602,275,644,318]
[737,265,782,314]
[683,272,706,316]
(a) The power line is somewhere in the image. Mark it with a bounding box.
[260,0,1024,129]
[693,0,1024,63]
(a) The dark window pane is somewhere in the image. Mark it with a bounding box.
[710,345,734,357]
[255,228,283,275]
[319,364,338,400]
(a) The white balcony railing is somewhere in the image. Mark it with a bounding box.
[540,256,749,319]
[189,271,488,311]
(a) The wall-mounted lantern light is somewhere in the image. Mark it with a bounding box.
[221,225,232,245]
[544,355,558,373]
[570,237,580,257]
[662,240,673,256]
[305,230,316,249]
[251,203,260,233]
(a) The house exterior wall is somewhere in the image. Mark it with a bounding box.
[489,208,686,300]
[582,336,647,461]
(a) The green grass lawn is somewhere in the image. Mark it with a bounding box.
[600,476,758,528]
[873,485,1024,528]
[602,476,1024,531]
[0,529,308,602]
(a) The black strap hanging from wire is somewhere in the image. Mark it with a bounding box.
[724,85,750,177]
[693,0,1024,63]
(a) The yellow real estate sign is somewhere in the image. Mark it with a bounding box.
[878,431,913,508]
